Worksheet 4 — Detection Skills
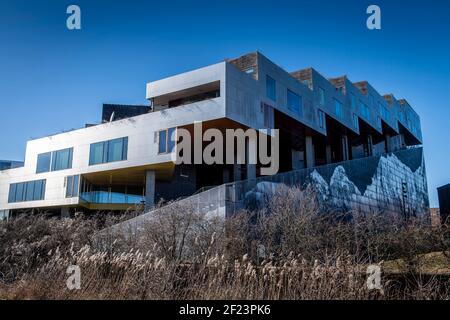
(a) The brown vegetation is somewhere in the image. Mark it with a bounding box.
[0,186,449,300]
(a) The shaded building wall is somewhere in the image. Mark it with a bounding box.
[243,147,429,218]
[438,184,450,223]
[307,147,429,217]
[155,165,197,203]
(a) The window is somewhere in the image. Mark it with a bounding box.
[266,75,276,101]
[369,95,375,106]
[262,103,274,128]
[353,113,359,129]
[319,87,325,106]
[66,175,80,198]
[334,99,343,119]
[287,89,303,116]
[8,183,17,203]
[360,101,370,120]
[25,181,35,202]
[36,152,51,173]
[8,180,46,203]
[51,148,73,171]
[107,138,128,163]
[318,110,325,129]
[158,128,176,154]
[381,104,390,121]
[158,130,167,153]
[36,148,72,173]
[89,137,128,165]
[89,142,105,165]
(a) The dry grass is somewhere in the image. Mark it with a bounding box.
[0,186,449,300]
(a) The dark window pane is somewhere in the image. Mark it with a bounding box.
[66,176,73,198]
[89,142,104,165]
[33,180,43,200]
[8,184,17,203]
[25,181,35,201]
[108,138,124,162]
[122,137,128,160]
[15,183,24,202]
[159,130,167,153]
[73,175,79,197]
[266,75,276,101]
[36,152,51,173]
[287,89,302,116]
[52,148,73,171]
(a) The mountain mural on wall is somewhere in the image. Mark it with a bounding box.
[245,147,429,217]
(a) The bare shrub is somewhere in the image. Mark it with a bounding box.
[0,186,449,300]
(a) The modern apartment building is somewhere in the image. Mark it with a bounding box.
[0,52,426,219]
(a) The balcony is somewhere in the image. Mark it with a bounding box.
[80,191,144,205]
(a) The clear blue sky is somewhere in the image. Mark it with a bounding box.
[1,0,449,207]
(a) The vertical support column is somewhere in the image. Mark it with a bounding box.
[145,170,156,212]
[233,164,242,182]
[341,134,349,161]
[326,144,332,164]
[305,136,315,168]
[367,134,373,157]
[61,207,70,218]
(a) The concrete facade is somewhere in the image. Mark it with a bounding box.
[0,52,425,218]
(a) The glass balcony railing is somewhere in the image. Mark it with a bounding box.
[80,191,145,204]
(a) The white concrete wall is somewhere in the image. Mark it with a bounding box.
[0,97,225,211]
[0,52,422,212]
[146,62,226,99]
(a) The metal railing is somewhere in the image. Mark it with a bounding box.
[80,191,144,204]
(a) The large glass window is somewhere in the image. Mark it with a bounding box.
[360,101,370,120]
[8,184,17,203]
[8,180,46,203]
[158,128,176,154]
[89,142,105,165]
[107,138,127,163]
[266,75,276,101]
[89,137,128,165]
[287,89,303,116]
[158,130,167,154]
[51,148,73,171]
[25,181,35,202]
[33,180,44,201]
[318,110,325,129]
[66,175,80,198]
[334,99,343,119]
[15,183,24,202]
[36,152,51,173]
[37,149,72,173]
[319,87,325,106]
